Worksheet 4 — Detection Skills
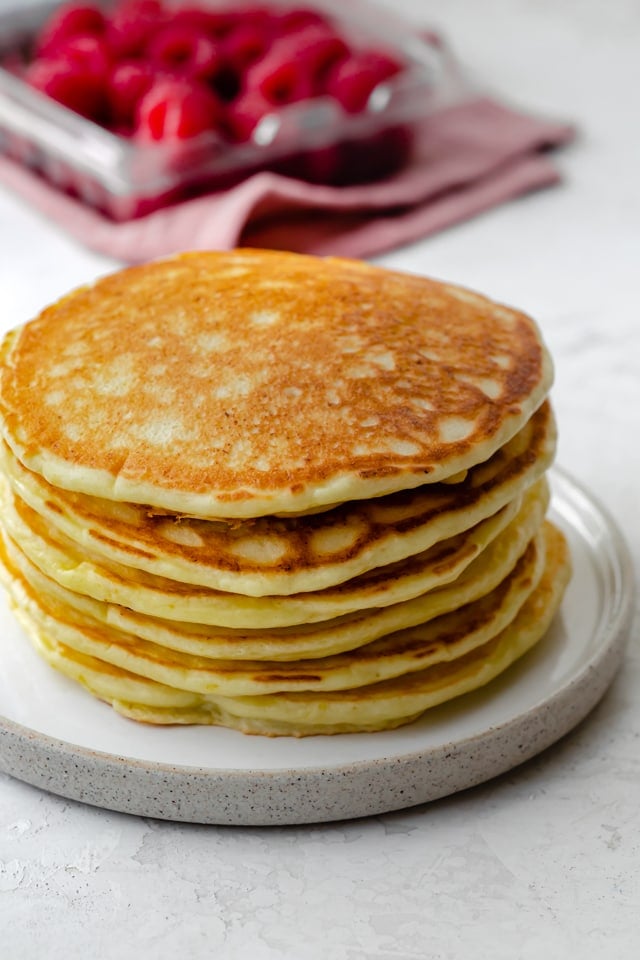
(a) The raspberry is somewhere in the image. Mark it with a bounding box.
[224,90,272,142]
[23,0,410,175]
[26,56,106,121]
[228,7,273,32]
[170,6,235,36]
[105,0,167,59]
[325,50,402,113]
[56,33,111,80]
[246,52,313,105]
[147,24,220,81]
[362,50,404,80]
[274,25,349,91]
[135,77,221,140]
[277,8,330,34]
[222,24,270,72]
[35,3,106,57]
[108,59,155,129]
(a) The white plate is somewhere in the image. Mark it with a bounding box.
[0,467,634,825]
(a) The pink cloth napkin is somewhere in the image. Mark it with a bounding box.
[0,95,573,263]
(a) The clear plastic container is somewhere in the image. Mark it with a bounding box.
[0,0,454,220]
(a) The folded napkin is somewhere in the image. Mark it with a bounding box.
[0,93,573,263]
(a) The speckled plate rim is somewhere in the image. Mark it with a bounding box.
[0,466,635,826]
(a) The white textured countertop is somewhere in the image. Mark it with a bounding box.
[0,1,638,957]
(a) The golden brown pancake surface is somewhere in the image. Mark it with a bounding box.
[0,399,555,596]
[0,249,553,518]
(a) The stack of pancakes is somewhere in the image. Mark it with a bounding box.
[0,250,570,736]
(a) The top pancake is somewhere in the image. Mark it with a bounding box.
[0,249,553,518]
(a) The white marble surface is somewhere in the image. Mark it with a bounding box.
[0,0,638,956]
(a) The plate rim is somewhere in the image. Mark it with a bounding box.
[0,465,635,823]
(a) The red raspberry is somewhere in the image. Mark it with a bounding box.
[246,52,313,106]
[224,90,272,142]
[276,8,330,33]
[135,77,221,140]
[147,25,220,81]
[105,0,167,59]
[325,50,402,113]
[25,56,106,121]
[171,6,239,39]
[229,7,273,33]
[363,50,404,79]
[273,25,349,91]
[56,33,111,80]
[108,60,156,129]
[171,5,246,40]
[35,3,106,57]
[222,24,270,72]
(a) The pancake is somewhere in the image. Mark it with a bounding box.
[0,249,553,519]
[0,398,555,596]
[0,524,545,697]
[0,478,549,662]
[0,470,547,630]
[0,249,568,738]
[2,523,570,735]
